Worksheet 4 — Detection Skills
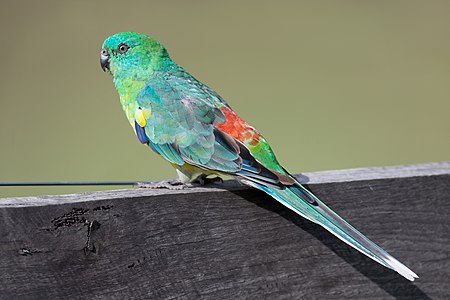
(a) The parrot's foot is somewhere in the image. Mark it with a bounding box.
[190,175,224,186]
[137,179,186,190]
[137,176,223,190]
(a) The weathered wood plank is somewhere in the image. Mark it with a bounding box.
[0,162,449,299]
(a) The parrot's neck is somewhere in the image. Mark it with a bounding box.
[112,59,174,107]
[113,77,146,107]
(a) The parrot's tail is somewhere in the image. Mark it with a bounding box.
[241,179,418,281]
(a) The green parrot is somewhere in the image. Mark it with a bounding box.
[100,32,418,281]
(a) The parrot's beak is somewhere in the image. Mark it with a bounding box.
[100,48,109,72]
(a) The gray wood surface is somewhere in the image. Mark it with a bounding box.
[0,162,449,299]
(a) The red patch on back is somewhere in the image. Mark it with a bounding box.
[215,106,260,146]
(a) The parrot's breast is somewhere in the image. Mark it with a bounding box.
[114,78,147,127]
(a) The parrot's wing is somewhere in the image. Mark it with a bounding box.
[133,68,292,186]
[134,77,238,172]
[133,69,236,170]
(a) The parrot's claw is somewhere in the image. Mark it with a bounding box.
[137,179,186,190]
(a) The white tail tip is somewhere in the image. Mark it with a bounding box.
[386,256,419,281]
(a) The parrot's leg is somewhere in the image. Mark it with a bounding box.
[137,164,224,190]
[175,164,224,186]
[191,174,224,186]
[136,164,196,190]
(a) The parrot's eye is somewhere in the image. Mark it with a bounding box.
[117,43,129,54]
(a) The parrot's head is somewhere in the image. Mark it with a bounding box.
[100,32,170,80]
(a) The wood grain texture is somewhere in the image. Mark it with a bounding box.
[0,162,449,299]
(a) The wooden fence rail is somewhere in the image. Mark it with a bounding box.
[0,162,449,299]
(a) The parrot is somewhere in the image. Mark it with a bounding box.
[100,32,418,281]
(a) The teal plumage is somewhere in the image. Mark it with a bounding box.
[134,71,241,172]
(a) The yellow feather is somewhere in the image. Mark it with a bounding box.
[135,110,146,127]
[135,107,151,127]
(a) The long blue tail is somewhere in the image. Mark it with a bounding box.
[241,179,418,281]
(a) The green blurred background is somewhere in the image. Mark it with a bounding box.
[1,0,449,198]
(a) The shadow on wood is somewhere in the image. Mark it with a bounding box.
[0,162,449,299]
